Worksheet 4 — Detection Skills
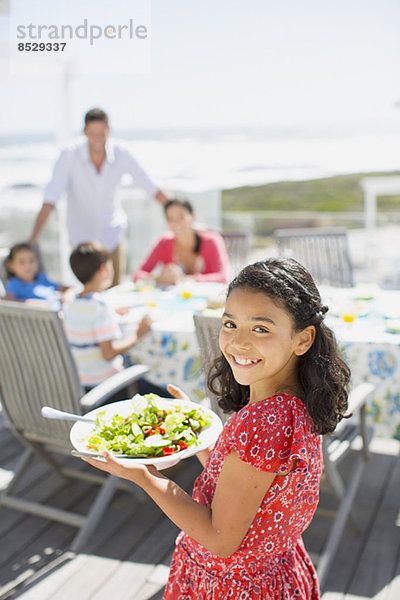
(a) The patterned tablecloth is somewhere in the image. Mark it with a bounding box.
[320,286,400,440]
[105,283,400,440]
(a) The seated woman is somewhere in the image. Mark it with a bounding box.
[133,198,229,285]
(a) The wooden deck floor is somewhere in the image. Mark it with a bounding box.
[0,416,399,600]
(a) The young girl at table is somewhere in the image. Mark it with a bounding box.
[81,257,351,599]
[3,242,69,310]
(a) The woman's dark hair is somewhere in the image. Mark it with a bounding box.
[4,242,40,279]
[163,197,194,215]
[164,197,201,253]
[208,257,351,435]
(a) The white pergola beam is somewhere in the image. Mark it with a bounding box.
[360,176,400,231]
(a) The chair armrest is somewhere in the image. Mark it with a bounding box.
[79,364,150,411]
[347,382,375,415]
[334,382,375,460]
[334,382,375,435]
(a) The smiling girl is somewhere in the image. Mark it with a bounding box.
[81,257,350,599]
[3,242,68,310]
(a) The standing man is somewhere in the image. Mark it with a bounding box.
[29,108,168,286]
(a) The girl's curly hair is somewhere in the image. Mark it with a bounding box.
[208,257,351,435]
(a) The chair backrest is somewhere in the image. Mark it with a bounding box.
[0,302,84,446]
[274,227,354,288]
[221,231,250,276]
[193,312,230,422]
[0,247,9,284]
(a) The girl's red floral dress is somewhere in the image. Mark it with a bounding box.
[163,394,323,600]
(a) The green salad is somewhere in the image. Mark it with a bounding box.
[86,393,213,458]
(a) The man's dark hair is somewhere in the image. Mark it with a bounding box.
[69,241,110,284]
[84,108,109,127]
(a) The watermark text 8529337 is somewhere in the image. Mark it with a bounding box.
[17,42,66,52]
[9,1,151,75]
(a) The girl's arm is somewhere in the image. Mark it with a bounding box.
[3,293,53,308]
[195,446,213,467]
[82,448,275,558]
[3,279,20,302]
[3,292,17,301]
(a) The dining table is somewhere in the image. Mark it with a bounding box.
[103,281,400,440]
[103,280,228,402]
[319,284,400,440]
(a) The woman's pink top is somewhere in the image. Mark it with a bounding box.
[133,230,229,283]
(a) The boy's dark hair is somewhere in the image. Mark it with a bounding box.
[69,241,110,284]
[84,108,109,127]
[4,242,39,279]
[164,197,194,215]
[208,257,351,435]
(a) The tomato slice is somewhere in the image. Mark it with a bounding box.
[179,440,189,450]
[162,446,175,456]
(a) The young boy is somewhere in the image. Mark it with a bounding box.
[63,241,152,395]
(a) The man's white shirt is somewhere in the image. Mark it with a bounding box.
[43,139,159,251]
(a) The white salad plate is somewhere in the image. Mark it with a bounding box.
[70,396,223,470]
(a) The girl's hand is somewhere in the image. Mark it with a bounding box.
[81,450,157,484]
[83,386,192,478]
[167,384,214,465]
[166,383,190,402]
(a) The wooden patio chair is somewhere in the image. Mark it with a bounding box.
[193,312,374,588]
[274,227,354,288]
[316,381,374,588]
[221,231,250,276]
[193,313,230,424]
[0,301,149,552]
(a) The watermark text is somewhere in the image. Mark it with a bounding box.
[16,19,147,46]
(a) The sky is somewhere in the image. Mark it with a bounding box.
[0,0,399,137]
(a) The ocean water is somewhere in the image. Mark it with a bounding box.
[1,124,400,286]
[1,124,400,201]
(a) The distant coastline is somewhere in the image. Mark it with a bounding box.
[1,119,399,146]
[1,126,400,195]
[222,170,400,213]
